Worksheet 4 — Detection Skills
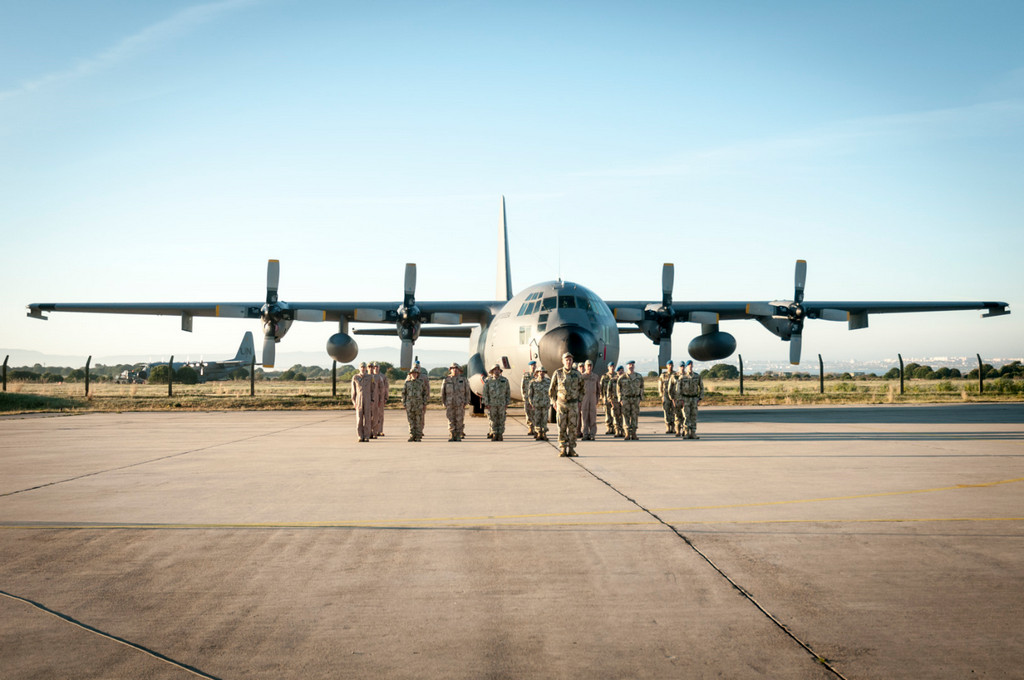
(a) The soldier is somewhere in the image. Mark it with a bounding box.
[579,360,600,440]
[402,366,427,441]
[600,362,616,435]
[616,360,644,440]
[677,360,705,439]
[527,366,551,440]
[350,362,374,442]
[482,364,511,441]
[414,360,430,420]
[522,361,537,436]
[549,351,584,457]
[441,362,471,441]
[670,362,685,437]
[612,365,626,437]
[370,362,387,438]
[657,360,675,434]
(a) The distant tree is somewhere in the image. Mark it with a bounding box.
[67,368,87,382]
[148,365,172,383]
[175,366,199,385]
[704,363,739,380]
[883,368,900,379]
[228,367,249,380]
[999,361,1023,378]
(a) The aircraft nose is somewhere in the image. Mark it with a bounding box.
[538,325,599,371]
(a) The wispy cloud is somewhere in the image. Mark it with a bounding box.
[577,99,1024,179]
[0,0,260,102]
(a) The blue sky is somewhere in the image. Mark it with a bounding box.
[3,0,1021,368]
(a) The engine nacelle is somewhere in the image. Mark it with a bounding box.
[326,332,359,364]
[688,330,737,362]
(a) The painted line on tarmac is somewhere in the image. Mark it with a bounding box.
[0,589,222,679]
[2,517,1021,530]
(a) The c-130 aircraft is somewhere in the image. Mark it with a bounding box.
[28,197,1009,402]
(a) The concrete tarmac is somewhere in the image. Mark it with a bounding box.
[1,403,1022,679]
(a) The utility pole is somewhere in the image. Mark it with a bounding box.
[738,354,744,396]
[898,353,904,395]
[85,356,92,397]
[818,354,824,394]
[250,355,255,397]
[2,355,8,392]
[977,354,984,395]
[168,355,174,398]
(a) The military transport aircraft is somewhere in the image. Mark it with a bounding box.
[27,198,1009,401]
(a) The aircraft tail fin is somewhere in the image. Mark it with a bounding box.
[235,331,256,362]
[497,196,512,301]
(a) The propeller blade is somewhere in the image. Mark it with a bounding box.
[267,259,280,302]
[819,308,849,322]
[794,259,806,304]
[404,263,416,305]
[789,333,802,365]
[262,334,276,368]
[400,340,413,370]
[658,338,672,370]
[662,263,674,307]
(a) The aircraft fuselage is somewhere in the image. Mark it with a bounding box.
[468,280,620,400]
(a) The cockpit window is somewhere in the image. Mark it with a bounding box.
[577,296,592,311]
[518,303,529,316]
[558,295,576,309]
[541,297,555,311]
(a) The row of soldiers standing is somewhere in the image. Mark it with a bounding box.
[350,361,401,442]
[655,359,704,439]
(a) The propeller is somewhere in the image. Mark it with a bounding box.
[396,263,420,370]
[657,263,674,369]
[746,260,848,365]
[260,260,283,368]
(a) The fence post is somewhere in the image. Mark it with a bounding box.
[332,361,338,397]
[2,355,8,392]
[250,356,255,397]
[898,353,904,395]
[85,356,92,396]
[738,354,744,396]
[977,354,984,395]
[818,354,824,394]
[168,355,174,398]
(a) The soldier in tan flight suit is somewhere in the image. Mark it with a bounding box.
[370,362,387,438]
[579,360,600,441]
[616,360,644,441]
[350,362,374,442]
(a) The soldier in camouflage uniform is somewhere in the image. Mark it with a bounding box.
[522,361,537,436]
[482,364,511,441]
[527,367,551,440]
[414,360,430,420]
[600,362,616,435]
[350,362,374,443]
[676,360,705,439]
[441,362,471,441]
[657,360,675,434]
[548,352,584,457]
[612,366,626,437]
[669,363,685,437]
[616,360,644,440]
[402,367,427,441]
